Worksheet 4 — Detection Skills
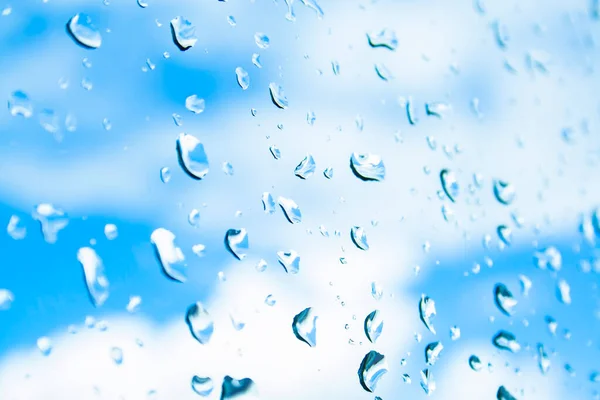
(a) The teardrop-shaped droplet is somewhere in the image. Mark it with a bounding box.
[374,63,393,81]
[110,347,123,365]
[277,249,300,274]
[151,228,187,282]
[350,153,385,181]
[191,376,214,396]
[425,341,444,366]
[170,16,197,51]
[67,13,102,49]
[0,289,14,311]
[358,350,388,393]
[493,180,516,205]
[278,196,302,224]
[186,302,214,344]
[350,226,370,250]
[254,32,270,49]
[262,192,276,214]
[292,307,318,347]
[37,336,52,356]
[269,83,288,109]
[367,28,398,50]
[496,386,517,400]
[160,167,171,183]
[494,283,517,316]
[556,279,571,304]
[32,204,68,244]
[188,209,201,227]
[364,310,383,343]
[537,343,550,374]
[8,90,33,118]
[185,95,205,114]
[323,167,334,179]
[492,330,521,353]
[534,246,562,271]
[420,369,435,396]
[497,225,512,246]
[225,228,248,260]
[177,133,209,180]
[419,295,437,335]
[469,355,483,371]
[235,67,250,90]
[294,154,316,179]
[7,215,26,240]
[440,169,459,202]
[77,247,109,307]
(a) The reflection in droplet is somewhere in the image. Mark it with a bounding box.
[493,180,516,205]
[292,307,318,347]
[110,347,123,365]
[78,247,110,307]
[277,250,300,274]
[0,289,14,311]
[177,133,209,180]
[425,341,444,366]
[191,376,214,396]
[294,154,316,179]
[170,16,197,50]
[351,226,369,250]
[32,204,68,244]
[440,169,459,202]
[186,302,214,344]
[492,330,520,353]
[151,228,187,282]
[364,310,383,343]
[67,13,102,49]
[419,295,436,334]
[37,336,52,356]
[367,28,398,50]
[221,376,259,399]
[278,197,302,224]
[469,355,482,371]
[358,350,388,392]
[350,153,385,181]
[494,283,517,316]
[235,67,250,90]
[8,90,33,118]
[7,215,26,240]
[269,83,288,109]
[225,229,248,260]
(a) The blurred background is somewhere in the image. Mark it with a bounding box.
[0,0,599,398]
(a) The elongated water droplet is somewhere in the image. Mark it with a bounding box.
[252,53,262,68]
[556,279,571,304]
[420,369,435,396]
[425,341,444,366]
[492,330,520,352]
[350,153,385,181]
[537,343,550,374]
[177,133,209,180]
[358,350,388,392]
[494,283,517,316]
[278,196,302,224]
[7,215,26,240]
[300,0,324,17]
[126,295,142,313]
[497,225,512,245]
[496,386,517,400]
[534,246,562,271]
[277,249,300,274]
[225,229,248,260]
[364,310,383,343]
[419,295,436,334]
[269,83,288,109]
[186,302,214,344]
[493,20,510,50]
[67,13,102,49]
[292,307,318,347]
[151,228,187,282]
[32,204,68,244]
[367,28,398,50]
[77,247,109,307]
[0,289,14,310]
[493,180,516,205]
[170,16,197,50]
[235,67,250,90]
[469,355,483,371]
[351,226,369,250]
[374,63,393,81]
[294,154,316,179]
[440,169,459,202]
[262,192,276,214]
[519,274,532,296]
[191,376,214,396]
[37,336,52,356]
[110,347,123,365]
[8,90,33,118]
[221,376,259,399]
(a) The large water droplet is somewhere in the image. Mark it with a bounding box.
[7,215,26,240]
[358,350,388,393]
[556,279,571,304]
[37,336,52,356]
[468,355,483,371]
[32,204,68,244]
[177,133,209,180]
[350,153,385,181]
[185,95,205,114]
[225,229,248,260]
[77,247,109,307]
[367,28,398,50]
[0,289,14,310]
[67,13,102,49]
[151,228,187,282]
[497,386,517,400]
[493,180,516,205]
[170,16,197,50]
[278,196,302,224]
[236,67,250,90]
[494,283,517,316]
[269,83,288,109]
[191,376,214,396]
[420,369,436,396]
[534,246,562,271]
[254,32,270,49]
[292,307,318,347]
[8,90,33,118]
[492,330,520,352]
[221,376,259,399]
[419,295,436,334]
[351,226,369,250]
[277,250,300,274]
[364,310,383,343]
[440,169,459,202]
[186,302,214,344]
[294,154,316,179]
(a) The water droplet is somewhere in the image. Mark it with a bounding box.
[172,113,183,127]
[493,20,510,49]
[440,169,459,202]
[67,13,102,49]
[277,249,300,274]
[371,282,383,300]
[492,330,521,352]
[37,336,52,356]
[170,16,197,50]
[420,369,436,396]
[224,229,248,260]
[374,63,393,81]
[259,192,275,214]
[493,180,516,205]
[364,310,383,343]
[8,90,33,117]
[110,347,123,365]
[269,83,288,109]
[0,289,14,310]
[322,167,334,179]
[350,226,369,250]
[65,113,77,131]
[252,53,262,68]
[221,376,259,399]
[103,223,118,240]
[450,326,461,340]
[494,283,517,316]
[425,102,451,118]
[2,6,11,16]
[557,279,571,304]
[350,153,385,181]
[497,386,517,400]
[469,355,483,371]
[292,154,316,180]
[39,109,60,135]
[77,247,110,307]
[331,60,341,75]
[269,145,281,160]
[537,343,550,374]
[300,0,324,17]
[419,295,437,335]
[185,95,205,114]
[255,259,267,272]
[367,28,398,50]
[186,302,214,344]
[254,32,270,49]
[441,205,455,223]
[7,215,26,240]
[425,341,444,366]
[151,228,187,282]
[265,294,276,306]
[177,133,209,180]
[137,0,148,7]
[534,247,562,271]
[306,111,316,125]
[221,162,234,176]
[126,295,142,313]
[191,376,214,396]
[519,274,532,296]
[545,315,557,335]
[160,167,171,183]
[187,209,200,227]
[358,350,388,392]
[278,196,302,224]
[292,307,318,347]
[497,225,512,246]
[235,67,250,90]
[32,204,68,244]
[191,244,206,257]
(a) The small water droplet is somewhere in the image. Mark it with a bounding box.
[364,310,383,343]
[67,13,102,49]
[254,32,270,49]
[252,53,262,68]
[537,343,550,374]
[494,283,517,316]
[185,95,205,114]
[191,376,214,396]
[188,209,200,227]
[172,113,183,126]
[110,347,123,365]
[278,197,302,224]
[358,350,388,392]
[151,228,187,282]
[256,259,267,272]
[186,302,214,344]
[374,63,393,81]
[0,289,15,311]
[331,60,341,75]
[37,336,52,356]
[32,204,68,244]
[425,341,444,366]
[269,83,288,109]
[235,67,250,90]
[269,145,281,159]
[8,90,33,118]
[492,330,521,352]
[265,294,276,306]
[261,192,276,214]
[177,133,209,180]
[292,307,318,347]
[227,15,236,26]
[170,16,197,50]
[7,215,26,240]
[425,102,451,118]
[450,326,461,340]
[351,226,369,250]
[493,180,516,205]
[497,225,512,246]
[103,223,118,240]
[556,279,571,304]
[367,28,398,50]
[440,169,459,202]
[222,161,234,176]
[419,295,437,335]
[497,386,517,400]
[65,113,77,131]
[277,249,300,274]
[493,20,510,49]
[192,244,206,257]
[420,369,436,395]
[534,247,562,271]
[294,154,316,179]
[137,0,148,7]
[469,355,482,371]
[126,295,141,313]
[371,282,383,300]
[160,167,171,183]
[39,109,60,136]
[323,167,334,179]
[221,376,258,399]
[350,153,385,181]
[225,229,249,260]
